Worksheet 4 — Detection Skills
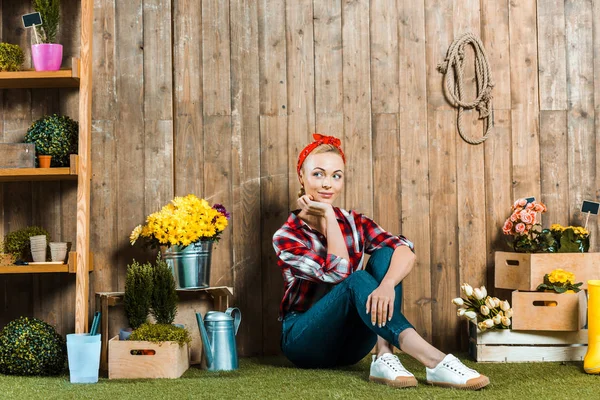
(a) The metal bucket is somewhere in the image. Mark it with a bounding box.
[162,241,213,289]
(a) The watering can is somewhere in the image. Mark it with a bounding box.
[196,307,241,371]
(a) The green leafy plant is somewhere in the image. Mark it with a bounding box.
[32,0,60,44]
[151,254,178,325]
[129,322,191,348]
[3,226,50,260]
[537,269,583,293]
[0,316,66,376]
[124,260,154,330]
[550,224,590,253]
[25,114,78,167]
[0,43,25,71]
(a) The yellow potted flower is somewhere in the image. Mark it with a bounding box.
[536,269,583,294]
[130,194,229,289]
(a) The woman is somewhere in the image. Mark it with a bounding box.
[273,134,489,390]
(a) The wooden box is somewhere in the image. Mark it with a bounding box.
[469,322,588,362]
[495,251,600,291]
[108,336,189,379]
[0,143,35,168]
[96,286,233,375]
[512,290,587,331]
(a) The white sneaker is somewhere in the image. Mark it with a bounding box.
[369,353,417,388]
[426,354,490,390]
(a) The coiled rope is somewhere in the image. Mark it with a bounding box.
[437,32,494,145]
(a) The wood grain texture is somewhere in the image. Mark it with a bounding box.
[565,0,596,247]
[370,0,398,114]
[398,0,431,341]
[537,0,567,111]
[230,0,262,356]
[286,0,315,211]
[203,115,233,287]
[259,115,288,355]
[342,0,372,215]
[173,0,203,197]
[482,109,512,301]
[92,0,116,119]
[115,0,147,291]
[540,111,569,227]
[454,0,487,293]
[314,0,343,115]
[481,0,511,111]
[427,110,459,351]
[75,0,93,332]
[258,0,286,116]
[202,0,231,117]
[424,0,453,111]
[509,0,541,200]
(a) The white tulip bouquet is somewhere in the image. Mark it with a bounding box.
[453,283,512,331]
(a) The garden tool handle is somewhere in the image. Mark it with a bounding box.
[226,307,241,335]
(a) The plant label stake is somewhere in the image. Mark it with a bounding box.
[525,197,535,204]
[581,200,600,230]
[22,12,43,44]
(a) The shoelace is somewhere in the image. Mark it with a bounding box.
[443,357,477,377]
[379,354,408,374]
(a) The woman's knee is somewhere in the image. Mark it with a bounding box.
[366,247,394,282]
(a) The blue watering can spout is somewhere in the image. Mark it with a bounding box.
[196,312,214,368]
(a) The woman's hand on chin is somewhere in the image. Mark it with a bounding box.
[298,194,334,217]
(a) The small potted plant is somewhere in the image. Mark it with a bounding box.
[122,259,153,340]
[31,0,63,71]
[3,226,50,262]
[109,257,191,379]
[0,43,25,72]
[24,114,78,168]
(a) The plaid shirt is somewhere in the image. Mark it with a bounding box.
[273,207,414,319]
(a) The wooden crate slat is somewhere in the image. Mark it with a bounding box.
[472,344,587,363]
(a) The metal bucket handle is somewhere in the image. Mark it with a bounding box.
[226,307,241,335]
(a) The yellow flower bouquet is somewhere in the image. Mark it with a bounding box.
[130,194,229,249]
[536,268,583,293]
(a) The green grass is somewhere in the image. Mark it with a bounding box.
[0,354,598,399]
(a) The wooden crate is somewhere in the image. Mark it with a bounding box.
[108,336,189,379]
[96,286,233,375]
[469,322,588,362]
[495,251,600,291]
[512,290,587,331]
[0,143,35,168]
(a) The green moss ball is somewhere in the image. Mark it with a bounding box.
[0,317,66,376]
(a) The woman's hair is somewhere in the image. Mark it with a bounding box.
[297,144,344,198]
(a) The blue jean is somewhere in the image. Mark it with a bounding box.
[281,246,414,368]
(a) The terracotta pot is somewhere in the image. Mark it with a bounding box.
[38,155,52,168]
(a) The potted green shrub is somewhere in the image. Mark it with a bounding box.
[151,255,178,325]
[3,226,50,261]
[31,0,63,71]
[0,316,66,376]
[24,114,78,168]
[122,260,153,340]
[0,43,25,72]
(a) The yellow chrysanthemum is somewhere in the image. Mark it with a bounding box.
[130,225,142,245]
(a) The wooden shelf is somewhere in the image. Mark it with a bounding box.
[0,154,78,182]
[0,58,80,89]
[0,251,93,274]
[0,264,69,274]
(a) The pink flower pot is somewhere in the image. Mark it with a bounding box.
[31,44,63,71]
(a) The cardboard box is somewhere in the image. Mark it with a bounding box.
[495,251,600,291]
[511,290,587,331]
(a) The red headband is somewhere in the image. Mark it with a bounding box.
[296,133,346,178]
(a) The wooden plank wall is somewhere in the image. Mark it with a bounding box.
[1,0,599,355]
